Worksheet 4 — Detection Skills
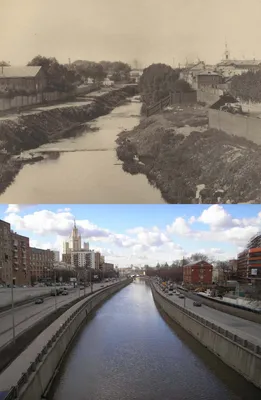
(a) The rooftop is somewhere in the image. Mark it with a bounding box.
[217,60,261,67]
[0,66,42,78]
[183,260,212,267]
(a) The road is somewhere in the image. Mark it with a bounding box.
[0,286,58,308]
[156,284,261,347]
[0,282,113,349]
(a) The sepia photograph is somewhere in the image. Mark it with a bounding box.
[0,1,261,203]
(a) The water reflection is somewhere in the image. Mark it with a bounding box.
[51,279,260,400]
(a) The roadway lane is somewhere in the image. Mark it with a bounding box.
[0,287,57,307]
[155,284,261,347]
[0,282,114,349]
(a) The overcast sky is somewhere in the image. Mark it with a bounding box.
[1,204,261,267]
[1,0,261,67]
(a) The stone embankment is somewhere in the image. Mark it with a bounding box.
[116,105,261,204]
[0,85,137,196]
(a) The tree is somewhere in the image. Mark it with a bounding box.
[28,55,78,92]
[230,70,261,102]
[139,63,181,107]
[72,60,106,82]
[0,61,10,67]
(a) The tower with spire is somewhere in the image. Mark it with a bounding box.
[224,41,230,61]
[69,219,82,251]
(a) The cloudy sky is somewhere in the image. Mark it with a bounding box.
[0,204,260,267]
[1,0,261,67]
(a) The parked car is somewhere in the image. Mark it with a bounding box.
[61,290,68,295]
[193,301,202,307]
[168,292,173,296]
[35,298,44,304]
[179,294,185,299]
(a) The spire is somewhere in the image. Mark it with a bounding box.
[224,40,230,60]
[74,218,76,229]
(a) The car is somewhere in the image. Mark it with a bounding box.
[168,292,173,296]
[179,294,185,299]
[35,298,44,304]
[61,290,68,295]
[101,285,104,288]
[193,301,202,307]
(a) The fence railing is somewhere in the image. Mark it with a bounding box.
[152,282,261,357]
[145,94,172,117]
[3,279,130,400]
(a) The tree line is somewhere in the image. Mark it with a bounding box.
[230,70,261,102]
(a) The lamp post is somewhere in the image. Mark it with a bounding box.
[11,260,16,343]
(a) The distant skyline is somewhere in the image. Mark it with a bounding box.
[1,0,261,67]
[1,204,261,268]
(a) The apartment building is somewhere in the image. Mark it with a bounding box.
[11,232,30,285]
[183,260,213,285]
[30,247,54,282]
[71,250,95,269]
[95,252,101,269]
[102,262,114,273]
[0,220,12,284]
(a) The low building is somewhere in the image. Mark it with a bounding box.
[103,77,114,87]
[102,262,114,272]
[11,232,31,286]
[0,66,47,93]
[0,220,12,285]
[183,260,213,285]
[180,61,206,87]
[196,71,223,89]
[30,247,54,282]
[130,69,143,83]
[216,59,261,78]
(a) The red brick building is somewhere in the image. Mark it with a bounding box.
[12,232,31,285]
[183,260,213,285]
[30,247,54,282]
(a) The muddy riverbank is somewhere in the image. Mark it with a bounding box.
[0,86,137,197]
[116,105,261,204]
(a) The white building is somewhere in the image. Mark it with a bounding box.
[103,77,114,87]
[71,250,95,269]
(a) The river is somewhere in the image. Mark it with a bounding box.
[0,101,165,203]
[50,279,260,400]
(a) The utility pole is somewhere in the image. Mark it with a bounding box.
[11,267,15,342]
[90,268,93,293]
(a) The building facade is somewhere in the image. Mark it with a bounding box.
[0,66,47,93]
[30,247,54,282]
[53,251,60,262]
[95,251,101,269]
[196,71,223,89]
[11,232,30,285]
[102,262,114,273]
[69,220,82,251]
[0,220,12,284]
[183,260,213,285]
[71,250,95,269]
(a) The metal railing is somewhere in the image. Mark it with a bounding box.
[3,279,130,400]
[152,283,261,357]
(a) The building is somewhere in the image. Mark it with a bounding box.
[216,59,261,78]
[196,71,223,89]
[237,233,261,284]
[69,220,82,251]
[102,262,114,272]
[71,250,95,269]
[180,61,206,87]
[83,242,89,250]
[30,248,54,282]
[95,251,101,269]
[103,77,114,87]
[0,220,12,285]
[11,232,31,286]
[53,251,60,262]
[183,260,213,285]
[130,69,143,83]
[0,66,47,93]
[62,253,71,264]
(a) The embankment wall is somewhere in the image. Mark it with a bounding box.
[5,279,131,400]
[208,108,261,145]
[151,283,261,389]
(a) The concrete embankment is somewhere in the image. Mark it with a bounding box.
[116,105,261,204]
[0,85,137,196]
[1,279,131,400]
[151,283,261,390]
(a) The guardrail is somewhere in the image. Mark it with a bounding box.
[153,283,261,357]
[3,280,129,400]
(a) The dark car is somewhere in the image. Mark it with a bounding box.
[35,298,44,304]
[193,301,202,307]
[61,290,68,295]
[179,294,185,299]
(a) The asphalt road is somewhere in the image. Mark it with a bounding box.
[0,282,113,349]
[0,287,58,307]
[156,284,261,347]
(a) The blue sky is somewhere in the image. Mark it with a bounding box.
[0,204,261,267]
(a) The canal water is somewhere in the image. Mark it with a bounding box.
[50,279,260,400]
[0,101,164,203]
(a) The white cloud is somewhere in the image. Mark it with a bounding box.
[167,217,191,235]
[5,204,36,214]
[198,205,233,229]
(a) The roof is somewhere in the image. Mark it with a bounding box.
[217,60,261,67]
[0,66,42,78]
[197,71,220,76]
[183,260,212,268]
